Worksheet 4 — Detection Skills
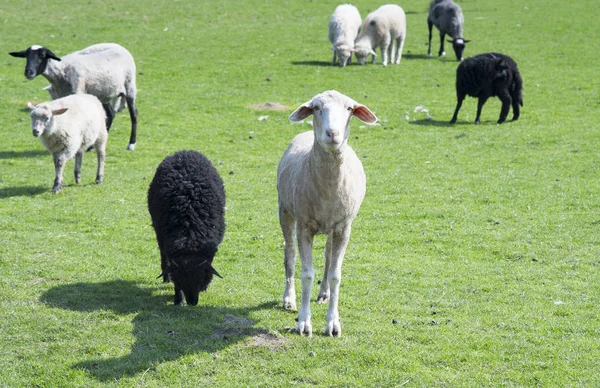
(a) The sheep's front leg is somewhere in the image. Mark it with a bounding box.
[296,226,314,336]
[74,152,83,184]
[326,226,351,337]
[52,153,67,194]
[317,235,332,303]
[438,33,446,57]
[332,50,337,66]
[380,40,391,67]
[475,96,489,124]
[427,20,433,56]
[450,93,465,124]
[281,210,297,311]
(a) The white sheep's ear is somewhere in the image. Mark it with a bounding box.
[289,102,313,122]
[52,107,68,116]
[352,104,378,124]
[27,101,36,110]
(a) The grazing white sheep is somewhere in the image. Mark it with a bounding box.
[27,94,108,194]
[427,0,470,61]
[354,4,406,67]
[278,90,377,337]
[10,43,138,150]
[328,4,362,67]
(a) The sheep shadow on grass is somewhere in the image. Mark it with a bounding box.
[0,185,48,198]
[0,149,48,159]
[408,118,454,128]
[40,280,279,382]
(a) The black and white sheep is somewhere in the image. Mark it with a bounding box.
[427,0,469,61]
[279,90,378,337]
[27,94,107,194]
[148,150,226,306]
[9,43,138,150]
[328,4,362,67]
[450,52,523,124]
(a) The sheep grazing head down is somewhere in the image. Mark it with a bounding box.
[289,90,377,152]
[353,46,377,66]
[334,44,353,67]
[448,38,470,61]
[9,45,61,80]
[160,244,222,307]
[27,102,67,137]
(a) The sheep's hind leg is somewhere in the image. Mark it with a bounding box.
[497,92,512,124]
[74,152,83,184]
[317,234,332,303]
[95,141,106,185]
[281,209,297,311]
[296,227,314,336]
[126,96,138,151]
[325,226,351,337]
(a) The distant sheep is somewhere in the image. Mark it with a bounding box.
[10,43,138,150]
[354,4,406,67]
[278,90,377,336]
[27,94,107,194]
[427,0,469,61]
[148,150,226,306]
[450,52,523,124]
[328,4,362,67]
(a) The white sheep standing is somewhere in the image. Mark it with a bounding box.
[354,4,407,67]
[328,4,362,67]
[278,90,378,337]
[10,43,137,150]
[27,94,108,194]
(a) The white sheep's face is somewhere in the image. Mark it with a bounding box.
[30,106,52,137]
[288,90,378,152]
[28,103,68,137]
[353,46,376,66]
[335,45,352,67]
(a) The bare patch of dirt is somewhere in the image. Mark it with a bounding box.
[248,102,291,111]
[247,333,288,350]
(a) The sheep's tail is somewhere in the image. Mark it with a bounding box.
[514,68,524,107]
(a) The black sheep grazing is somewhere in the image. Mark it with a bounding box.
[148,150,226,306]
[450,52,523,125]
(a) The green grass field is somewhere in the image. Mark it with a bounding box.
[1,0,599,386]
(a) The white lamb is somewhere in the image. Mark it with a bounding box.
[10,43,137,150]
[354,4,407,67]
[328,4,362,67]
[278,90,378,337]
[27,94,108,194]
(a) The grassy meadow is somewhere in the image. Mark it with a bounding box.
[1,0,599,386]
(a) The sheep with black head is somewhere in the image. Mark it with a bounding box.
[148,150,226,306]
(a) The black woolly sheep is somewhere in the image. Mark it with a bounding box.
[450,52,523,125]
[148,150,226,306]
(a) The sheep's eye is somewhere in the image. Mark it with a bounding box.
[347,107,353,112]
[313,106,320,112]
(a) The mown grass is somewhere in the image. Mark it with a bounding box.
[1,0,599,386]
